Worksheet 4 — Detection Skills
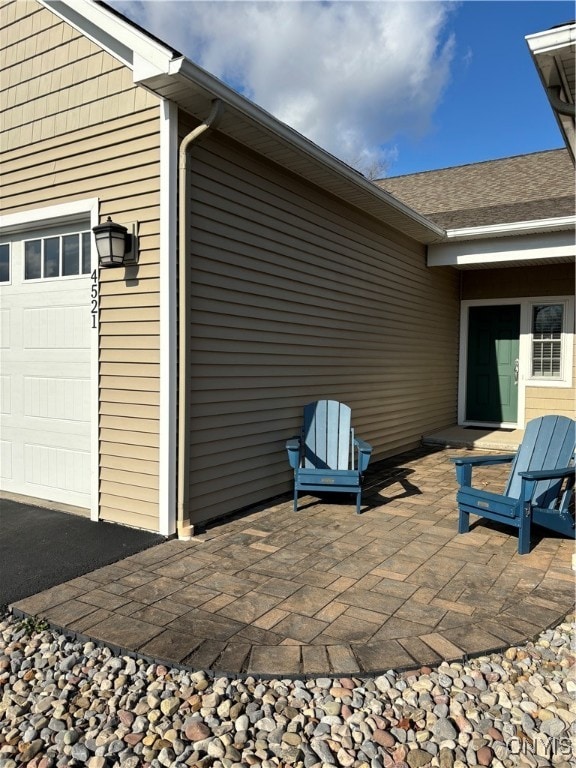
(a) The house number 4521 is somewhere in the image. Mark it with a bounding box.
[90,269,98,329]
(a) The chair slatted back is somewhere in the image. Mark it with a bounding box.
[303,400,352,470]
[506,415,575,507]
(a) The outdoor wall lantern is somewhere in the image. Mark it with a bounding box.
[92,217,138,268]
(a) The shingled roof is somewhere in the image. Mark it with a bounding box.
[375,149,575,230]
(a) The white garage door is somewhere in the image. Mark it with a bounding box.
[0,222,92,508]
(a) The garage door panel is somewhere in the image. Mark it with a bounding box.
[24,443,90,494]
[24,304,90,349]
[0,309,10,348]
[0,375,11,415]
[1,425,91,448]
[0,440,13,480]
[0,225,92,508]
[24,376,90,422]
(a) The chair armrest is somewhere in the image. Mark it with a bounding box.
[354,438,372,473]
[452,454,515,488]
[451,454,516,467]
[286,437,302,469]
[519,467,574,481]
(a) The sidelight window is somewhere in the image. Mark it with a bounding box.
[531,304,563,378]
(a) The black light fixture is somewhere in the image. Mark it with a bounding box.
[92,216,138,268]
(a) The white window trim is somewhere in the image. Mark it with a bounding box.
[0,199,100,521]
[521,296,574,389]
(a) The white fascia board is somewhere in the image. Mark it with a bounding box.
[40,0,175,76]
[526,24,575,55]
[444,216,576,241]
[428,229,575,267]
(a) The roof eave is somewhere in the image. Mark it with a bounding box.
[41,0,445,245]
[526,23,576,161]
[444,215,576,241]
[158,58,446,244]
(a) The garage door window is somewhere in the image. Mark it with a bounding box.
[0,244,9,283]
[24,232,91,280]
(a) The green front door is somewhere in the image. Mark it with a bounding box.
[466,305,520,423]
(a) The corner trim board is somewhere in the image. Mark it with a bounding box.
[159,99,178,537]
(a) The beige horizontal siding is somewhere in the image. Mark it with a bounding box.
[100,402,159,419]
[100,453,159,477]
[100,349,160,365]
[462,263,574,300]
[1,0,162,531]
[525,348,576,421]
[98,506,159,532]
[100,439,159,459]
[525,391,575,421]
[101,468,159,489]
[183,129,459,525]
[100,335,161,350]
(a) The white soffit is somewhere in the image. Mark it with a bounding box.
[526,23,575,159]
[428,228,576,269]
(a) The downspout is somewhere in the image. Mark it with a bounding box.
[177,99,224,538]
[546,85,576,117]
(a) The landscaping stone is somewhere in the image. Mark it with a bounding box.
[0,613,573,768]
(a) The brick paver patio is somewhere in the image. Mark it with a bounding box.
[11,447,574,677]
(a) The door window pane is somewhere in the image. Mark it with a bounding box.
[532,304,562,377]
[25,240,42,279]
[44,237,60,278]
[62,234,79,276]
[0,244,9,283]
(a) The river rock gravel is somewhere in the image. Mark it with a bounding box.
[0,612,574,768]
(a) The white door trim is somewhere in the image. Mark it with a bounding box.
[0,199,99,520]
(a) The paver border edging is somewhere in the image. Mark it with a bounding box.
[8,605,573,682]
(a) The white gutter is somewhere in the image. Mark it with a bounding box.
[526,23,576,55]
[445,215,576,241]
[177,99,224,539]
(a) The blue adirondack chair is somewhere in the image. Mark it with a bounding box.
[452,415,575,554]
[286,400,372,514]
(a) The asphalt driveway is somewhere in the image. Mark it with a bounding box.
[0,498,164,613]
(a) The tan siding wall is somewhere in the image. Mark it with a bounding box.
[461,263,574,299]
[525,343,576,421]
[1,0,162,531]
[185,129,460,525]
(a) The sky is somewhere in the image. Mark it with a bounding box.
[108,1,573,177]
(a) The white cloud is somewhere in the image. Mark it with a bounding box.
[110,1,456,174]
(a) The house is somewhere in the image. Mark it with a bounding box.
[0,1,573,537]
